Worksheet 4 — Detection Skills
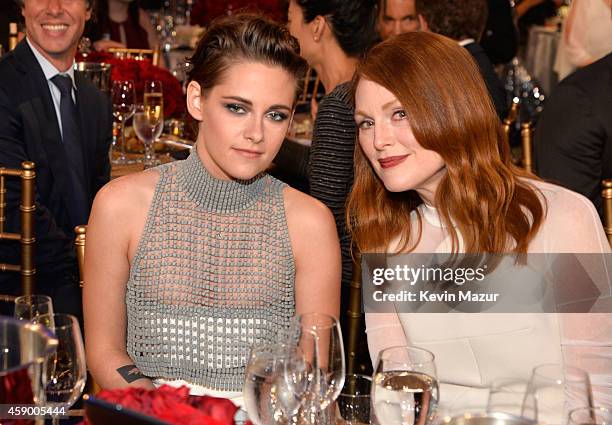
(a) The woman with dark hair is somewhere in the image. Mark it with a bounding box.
[84,14,341,402]
[287,0,377,328]
[88,0,158,50]
[349,32,611,413]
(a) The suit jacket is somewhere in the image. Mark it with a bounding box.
[481,0,518,65]
[0,40,112,290]
[464,41,509,120]
[535,53,612,219]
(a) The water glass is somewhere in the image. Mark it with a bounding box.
[133,104,164,168]
[522,364,593,425]
[31,314,87,425]
[568,407,611,425]
[14,294,54,321]
[336,374,372,425]
[372,345,439,425]
[487,379,529,417]
[111,80,136,165]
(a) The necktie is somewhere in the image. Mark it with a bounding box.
[50,74,88,227]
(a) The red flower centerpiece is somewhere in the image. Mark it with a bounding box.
[81,385,248,425]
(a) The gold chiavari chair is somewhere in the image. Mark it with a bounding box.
[74,224,102,395]
[502,100,520,142]
[602,180,612,247]
[0,161,36,298]
[300,67,320,104]
[346,254,362,376]
[8,22,18,51]
[521,122,534,174]
[107,47,161,67]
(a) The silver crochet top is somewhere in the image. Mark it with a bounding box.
[125,151,296,391]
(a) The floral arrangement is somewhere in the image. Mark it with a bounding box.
[190,0,285,26]
[81,385,247,425]
[79,51,186,119]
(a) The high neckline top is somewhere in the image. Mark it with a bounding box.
[177,149,267,214]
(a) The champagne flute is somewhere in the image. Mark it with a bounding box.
[133,104,164,168]
[14,294,54,321]
[522,364,593,425]
[371,345,439,425]
[289,313,345,424]
[568,407,611,425]
[143,80,164,166]
[111,80,136,165]
[31,314,86,425]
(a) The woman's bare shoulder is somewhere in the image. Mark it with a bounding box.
[282,186,335,228]
[93,167,161,217]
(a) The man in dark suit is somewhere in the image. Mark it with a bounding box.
[0,0,112,317]
[535,53,612,220]
[415,0,509,120]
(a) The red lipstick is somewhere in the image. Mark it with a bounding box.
[379,155,408,169]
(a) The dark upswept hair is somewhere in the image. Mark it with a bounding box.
[187,13,308,100]
[14,0,95,10]
[415,0,487,41]
[347,32,545,254]
[295,0,378,57]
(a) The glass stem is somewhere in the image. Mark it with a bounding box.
[120,119,127,159]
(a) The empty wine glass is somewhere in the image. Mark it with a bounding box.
[289,313,345,424]
[372,345,439,425]
[522,364,593,425]
[31,314,86,425]
[568,407,611,425]
[14,294,54,321]
[133,104,164,168]
[111,80,136,165]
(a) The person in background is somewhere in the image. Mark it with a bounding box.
[0,0,22,52]
[0,0,112,317]
[84,14,341,402]
[480,0,518,64]
[377,0,419,40]
[416,0,508,120]
[554,0,612,81]
[535,53,612,220]
[86,0,158,51]
[349,31,611,413]
[286,0,377,343]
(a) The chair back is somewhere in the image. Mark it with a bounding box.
[300,67,321,104]
[520,122,534,174]
[0,161,36,296]
[502,100,520,142]
[75,225,87,288]
[346,253,362,376]
[8,22,18,51]
[107,48,160,67]
[602,180,612,247]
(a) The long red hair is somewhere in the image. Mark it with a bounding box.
[347,32,544,254]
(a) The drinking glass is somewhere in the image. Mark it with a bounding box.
[243,342,306,425]
[133,104,164,168]
[31,314,87,425]
[568,407,611,425]
[336,374,372,425]
[487,379,529,417]
[111,80,136,165]
[14,294,54,321]
[289,313,345,424]
[522,364,593,425]
[372,345,439,425]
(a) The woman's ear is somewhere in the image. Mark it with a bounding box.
[310,15,326,42]
[186,81,203,121]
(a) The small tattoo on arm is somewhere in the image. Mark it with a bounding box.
[117,364,146,383]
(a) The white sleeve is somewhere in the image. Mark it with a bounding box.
[365,312,407,368]
[562,0,593,68]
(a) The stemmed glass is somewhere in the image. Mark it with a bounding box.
[31,314,87,425]
[522,364,593,425]
[14,294,54,321]
[133,104,164,169]
[371,345,439,425]
[111,80,136,165]
[289,313,345,424]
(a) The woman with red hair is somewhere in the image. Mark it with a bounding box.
[349,31,611,414]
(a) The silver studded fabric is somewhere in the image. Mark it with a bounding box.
[125,150,296,391]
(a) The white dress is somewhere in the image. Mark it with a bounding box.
[366,180,612,417]
[554,0,612,80]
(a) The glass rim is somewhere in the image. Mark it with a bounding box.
[531,363,588,382]
[292,312,340,331]
[14,294,52,304]
[340,373,372,398]
[568,406,611,417]
[31,313,79,330]
[378,344,436,363]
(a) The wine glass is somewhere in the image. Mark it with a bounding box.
[371,345,439,425]
[244,342,306,425]
[289,313,345,424]
[568,407,611,425]
[14,294,54,321]
[111,80,136,165]
[31,314,86,425]
[522,363,593,425]
[133,104,164,168]
[486,379,529,417]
